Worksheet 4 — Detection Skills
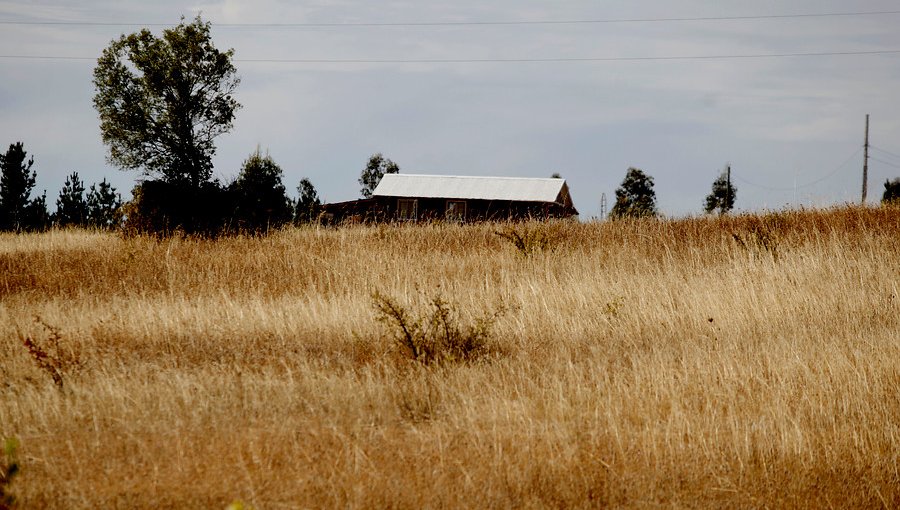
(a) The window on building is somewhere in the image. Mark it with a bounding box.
[397,199,417,221]
[445,200,466,221]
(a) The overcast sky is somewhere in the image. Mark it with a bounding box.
[2,0,900,217]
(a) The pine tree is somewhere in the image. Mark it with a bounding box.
[87,178,123,229]
[56,172,88,227]
[0,142,38,231]
[230,148,293,232]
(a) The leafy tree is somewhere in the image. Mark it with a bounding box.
[230,149,293,232]
[0,142,47,231]
[609,167,658,219]
[55,171,88,227]
[92,16,240,190]
[704,169,737,214]
[295,177,321,224]
[359,153,399,198]
[883,178,900,204]
[87,178,123,229]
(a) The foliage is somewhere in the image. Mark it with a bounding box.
[230,149,293,233]
[883,178,900,204]
[373,291,505,365]
[704,169,737,214]
[92,15,240,189]
[294,177,321,224]
[359,153,399,199]
[55,171,88,227]
[86,178,123,229]
[121,180,233,237]
[609,167,658,219]
[0,438,19,510]
[0,142,47,232]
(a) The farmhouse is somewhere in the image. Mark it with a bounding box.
[323,174,578,223]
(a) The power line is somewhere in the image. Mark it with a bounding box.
[732,147,862,191]
[3,49,900,64]
[870,145,900,161]
[2,9,899,28]
[870,157,900,170]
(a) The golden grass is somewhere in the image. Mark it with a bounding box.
[2,207,900,508]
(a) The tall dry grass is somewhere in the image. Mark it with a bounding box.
[1,206,899,508]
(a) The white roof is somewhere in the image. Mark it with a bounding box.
[373,173,573,206]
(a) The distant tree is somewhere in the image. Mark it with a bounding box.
[359,153,399,198]
[294,177,321,224]
[55,171,88,227]
[0,142,47,231]
[92,15,240,190]
[230,148,293,232]
[25,192,50,231]
[883,178,900,204]
[551,172,562,179]
[87,178,123,229]
[704,169,737,214]
[609,167,658,219]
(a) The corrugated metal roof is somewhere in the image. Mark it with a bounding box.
[373,174,572,205]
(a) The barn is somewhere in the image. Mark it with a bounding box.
[323,174,578,223]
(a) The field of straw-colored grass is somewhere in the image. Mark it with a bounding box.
[1,206,900,508]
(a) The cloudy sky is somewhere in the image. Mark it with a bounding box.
[2,0,900,217]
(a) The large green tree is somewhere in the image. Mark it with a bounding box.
[609,167,658,219]
[0,142,48,231]
[55,171,88,227]
[230,149,293,232]
[704,170,737,214]
[359,153,399,198]
[92,16,240,189]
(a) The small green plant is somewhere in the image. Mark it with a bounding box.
[0,438,20,510]
[19,318,84,390]
[372,291,506,365]
[495,225,553,256]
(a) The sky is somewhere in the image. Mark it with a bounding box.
[2,0,900,218]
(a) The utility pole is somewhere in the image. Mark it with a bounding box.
[862,114,869,204]
[725,164,731,212]
[600,192,607,220]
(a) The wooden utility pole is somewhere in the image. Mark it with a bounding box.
[726,164,732,211]
[862,114,869,204]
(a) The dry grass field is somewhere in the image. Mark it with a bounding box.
[1,206,899,508]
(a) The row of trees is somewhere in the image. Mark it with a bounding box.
[0,142,121,232]
[0,140,329,234]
